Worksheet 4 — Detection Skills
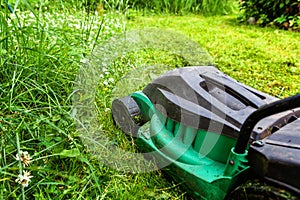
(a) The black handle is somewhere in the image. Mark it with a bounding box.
[234,93,300,154]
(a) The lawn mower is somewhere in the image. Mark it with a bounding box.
[112,65,300,199]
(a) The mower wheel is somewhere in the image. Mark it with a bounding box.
[112,96,142,137]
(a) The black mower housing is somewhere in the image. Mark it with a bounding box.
[143,66,300,194]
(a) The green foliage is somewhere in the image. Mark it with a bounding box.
[3,0,103,13]
[240,0,300,31]
[46,0,238,15]
[123,0,235,15]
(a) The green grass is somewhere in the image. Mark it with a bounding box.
[0,5,185,199]
[129,15,300,97]
[0,2,300,200]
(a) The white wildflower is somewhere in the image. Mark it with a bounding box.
[15,171,33,187]
[15,151,32,167]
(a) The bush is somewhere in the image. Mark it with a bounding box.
[240,0,300,31]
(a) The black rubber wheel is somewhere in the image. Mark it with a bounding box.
[112,96,142,137]
[226,179,299,200]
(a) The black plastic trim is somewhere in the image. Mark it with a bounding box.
[235,94,300,154]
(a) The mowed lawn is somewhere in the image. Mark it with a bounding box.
[129,15,300,97]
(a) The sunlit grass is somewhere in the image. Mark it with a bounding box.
[130,15,300,97]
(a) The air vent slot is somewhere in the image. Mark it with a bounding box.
[271,126,280,134]
[199,73,265,109]
[288,115,297,123]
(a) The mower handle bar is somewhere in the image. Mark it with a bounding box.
[234,93,300,154]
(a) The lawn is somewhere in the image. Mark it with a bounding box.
[0,2,299,199]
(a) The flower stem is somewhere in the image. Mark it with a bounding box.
[16,132,25,200]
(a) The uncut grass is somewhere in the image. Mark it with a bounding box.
[0,5,186,200]
[1,9,83,200]
[105,0,237,15]
[13,0,237,15]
